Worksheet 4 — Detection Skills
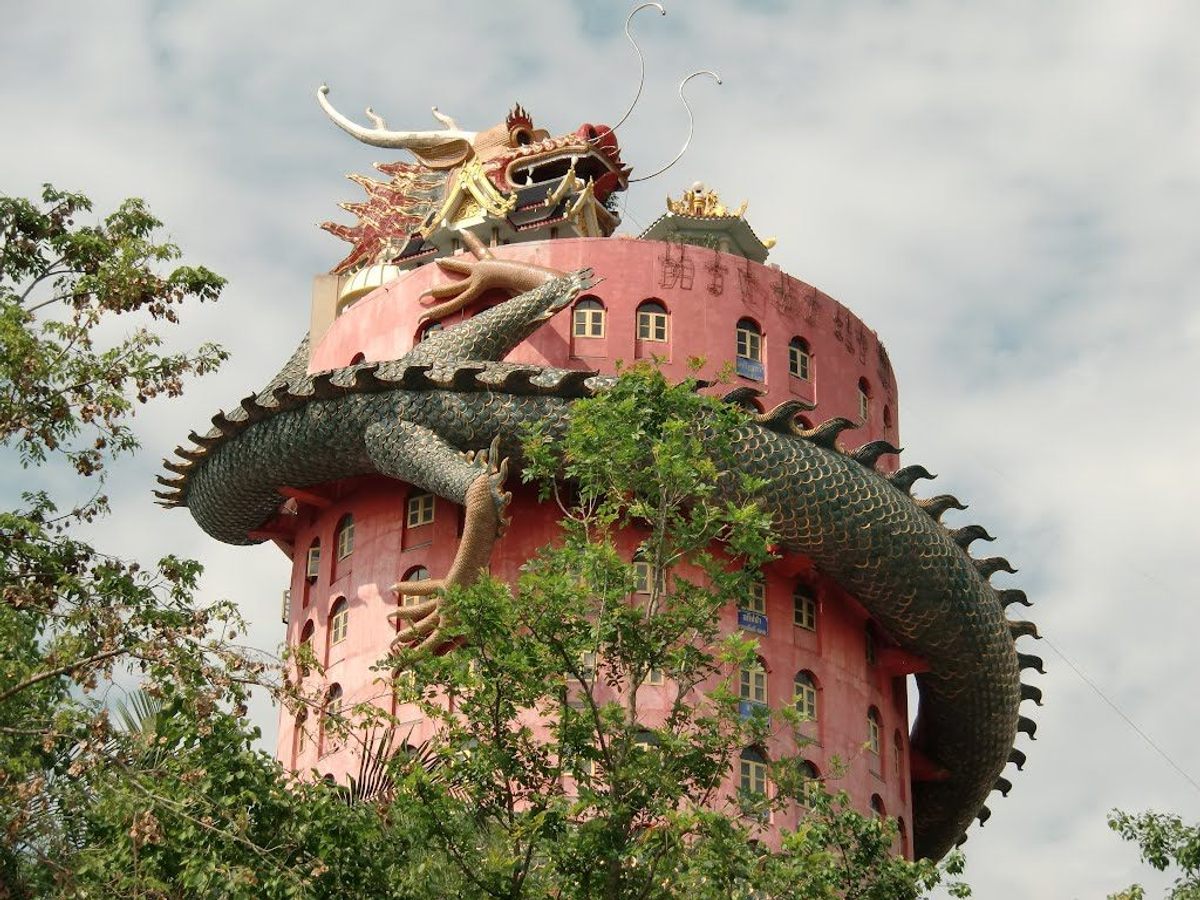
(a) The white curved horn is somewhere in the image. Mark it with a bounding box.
[317,84,476,150]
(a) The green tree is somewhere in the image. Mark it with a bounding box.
[0,186,428,898]
[1109,810,1200,900]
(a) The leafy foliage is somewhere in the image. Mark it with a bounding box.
[1109,810,1200,900]
[0,184,226,476]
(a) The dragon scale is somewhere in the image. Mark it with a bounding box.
[162,268,1035,861]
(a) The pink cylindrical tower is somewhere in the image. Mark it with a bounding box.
[276,222,916,855]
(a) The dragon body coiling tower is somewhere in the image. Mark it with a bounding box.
[160,88,1040,862]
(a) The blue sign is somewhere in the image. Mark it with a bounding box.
[735,357,764,381]
[737,608,768,635]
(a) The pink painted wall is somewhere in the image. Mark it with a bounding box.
[310,238,899,446]
[279,237,913,855]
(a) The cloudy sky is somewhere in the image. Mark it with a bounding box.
[4,1,1199,896]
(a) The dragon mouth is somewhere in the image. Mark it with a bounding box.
[505,146,622,190]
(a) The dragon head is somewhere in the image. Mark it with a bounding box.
[318,86,630,275]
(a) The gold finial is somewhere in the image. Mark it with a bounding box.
[666,182,746,219]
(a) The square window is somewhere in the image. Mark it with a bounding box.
[573,305,605,338]
[740,666,767,705]
[737,329,761,362]
[646,668,664,686]
[637,311,668,342]
[739,758,767,796]
[407,493,435,527]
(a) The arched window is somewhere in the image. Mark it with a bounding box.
[788,337,811,381]
[293,708,309,761]
[305,538,321,583]
[735,318,764,381]
[799,759,821,805]
[297,619,315,676]
[882,404,893,429]
[867,707,882,756]
[794,671,818,723]
[320,684,343,757]
[897,816,909,856]
[739,658,768,707]
[418,321,443,343]
[858,377,871,422]
[349,351,366,365]
[636,301,668,342]
[399,566,429,610]
[572,297,605,338]
[335,514,355,561]
[870,794,886,818]
[633,560,651,594]
[633,729,659,750]
[329,597,349,648]
[738,746,768,797]
[793,582,817,631]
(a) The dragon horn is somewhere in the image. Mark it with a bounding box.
[317,85,476,151]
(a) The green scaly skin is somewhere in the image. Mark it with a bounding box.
[157,269,1038,861]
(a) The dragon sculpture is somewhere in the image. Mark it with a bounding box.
[157,91,1041,863]
[315,86,630,273]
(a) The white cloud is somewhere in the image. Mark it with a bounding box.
[4,2,1198,896]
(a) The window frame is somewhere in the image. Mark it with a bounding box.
[636,301,669,342]
[736,319,763,362]
[739,661,768,706]
[335,515,355,561]
[633,560,651,594]
[858,377,872,422]
[320,684,343,757]
[738,747,769,798]
[329,598,349,646]
[305,540,321,581]
[794,671,818,722]
[741,580,767,615]
[572,298,605,338]
[788,337,811,381]
[294,709,308,755]
[399,566,430,609]
[793,584,817,630]
[867,707,882,755]
[407,493,435,528]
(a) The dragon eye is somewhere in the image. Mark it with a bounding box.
[511,127,532,147]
